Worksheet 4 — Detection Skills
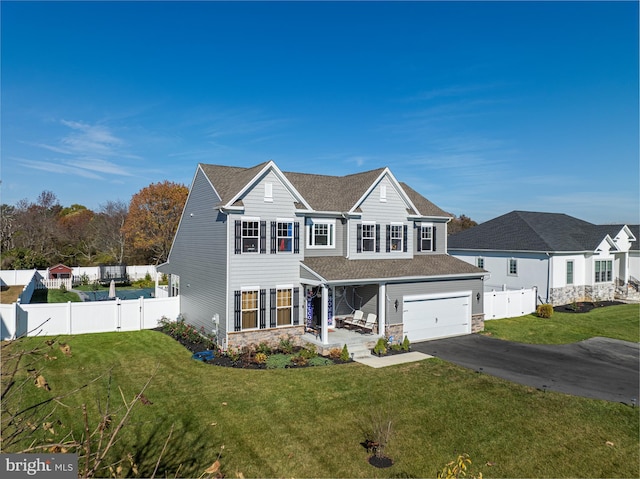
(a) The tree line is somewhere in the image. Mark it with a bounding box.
[0,180,477,270]
[0,181,188,269]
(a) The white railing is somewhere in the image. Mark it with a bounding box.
[0,296,180,340]
[483,287,537,320]
[37,278,73,290]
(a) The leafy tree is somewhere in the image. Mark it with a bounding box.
[122,181,188,264]
[448,214,478,235]
[58,206,96,265]
[92,200,128,264]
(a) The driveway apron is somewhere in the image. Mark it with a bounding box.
[412,335,639,403]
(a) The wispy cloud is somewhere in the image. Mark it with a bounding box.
[21,119,140,180]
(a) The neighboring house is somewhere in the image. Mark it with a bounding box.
[158,161,486,351]
[448,211,638,306]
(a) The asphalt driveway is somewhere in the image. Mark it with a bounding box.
[412,335,639,403]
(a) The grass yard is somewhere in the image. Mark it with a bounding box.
[483,303,640,344]
[30,288,81,303]
[2,329,638,478]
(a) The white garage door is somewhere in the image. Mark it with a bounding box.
[403,291,471,342]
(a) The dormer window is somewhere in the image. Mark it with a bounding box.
[361,222,376,252]
[419,224,433,252]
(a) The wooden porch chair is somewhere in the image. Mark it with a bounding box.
[357,313,377,334]
[344,310,365,329]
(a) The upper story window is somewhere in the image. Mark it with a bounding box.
[508,258,518,276]
[361,222,376,252]
[566,260,574,285]
[594,260,612,283]
[235,219,266,254]
[390,224,403,251]
[277,221,293,252]
[307,219,335,248]
[242,220,259,253]
[477,257,484,269]
[419,225,433,252]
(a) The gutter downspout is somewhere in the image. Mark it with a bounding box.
[545,252,551,304]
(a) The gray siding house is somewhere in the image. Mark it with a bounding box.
[159,161,486,351]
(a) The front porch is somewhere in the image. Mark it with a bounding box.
[301,326,381,357]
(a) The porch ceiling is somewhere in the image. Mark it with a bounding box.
[301,255,484,284]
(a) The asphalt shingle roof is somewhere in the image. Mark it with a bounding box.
[302,255,485,283]
[199,162,451,217]
[448,211,636,252]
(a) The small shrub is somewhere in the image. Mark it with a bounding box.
[298,344,317,360]
[254,352,268,364]
[402,335,411,351]
[373,338,388,356]
[340,344,350,362]
[391,344,403,352]
[266,354,292,369]
[59,282,67,293]
[327,348,343,360]
[536,304,554,318]
[256,342,272,355]
[227,348,241,363]
[78,273,90,285]
[278,337,295,354]
[308,356,332,367]
[291,355,309,367]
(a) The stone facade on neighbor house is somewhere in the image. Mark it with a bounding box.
[158,161,486,352]
[449,211,637,306]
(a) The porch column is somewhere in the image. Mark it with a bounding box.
[321,284,329,344]
[378,283,386,337]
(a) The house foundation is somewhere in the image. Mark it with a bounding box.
[227,326,305,351]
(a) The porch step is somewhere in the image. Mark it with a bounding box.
[346,342,372,359]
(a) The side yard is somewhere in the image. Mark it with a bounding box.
[483,303,639,344]
[2,320,638,478]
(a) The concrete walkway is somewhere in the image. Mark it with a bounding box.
[354,351,432,368]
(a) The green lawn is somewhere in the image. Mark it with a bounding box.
[483,303,640,344]
[30,288,81,303]
[2,326,638,478]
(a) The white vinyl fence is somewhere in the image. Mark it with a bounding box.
[1,296,180,340]
[483,287,537,320]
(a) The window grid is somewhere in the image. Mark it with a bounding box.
[362,223,376,252]
[241,290,259,329]
[277,222,293,252]
[276,289,292,326]
[421,226,433,251]
[594,260,612,283]
[242,220,259,253]
[309,221,334,247]
[508,258,518,276]
[390,225,403,251]
[566,260,574,285]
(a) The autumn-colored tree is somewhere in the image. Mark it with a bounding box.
[448,214,478,235]
[58,205,96,265]
[122,181,188,264]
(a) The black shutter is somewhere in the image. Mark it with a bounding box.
[260,221,266,254]
[270,221,277,254]
[357,224,362,253]
[403,225,408,252]
[386,225,391,253]
[293,222,300,254]
[375,224,380,253]
[293,287,300,325]
[234,290,241,331]
[270,288,277,328]
[416,225,422,252]
[260,289,266,328]
[234,220,242,254]
[432,226,437,252]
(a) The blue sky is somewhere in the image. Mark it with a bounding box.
[2,1,638,224]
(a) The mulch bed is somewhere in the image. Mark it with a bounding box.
[553,300,625,314]
[154,328,351,369]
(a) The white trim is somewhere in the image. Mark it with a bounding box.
[404,290,472,302]
[306,218,336,249]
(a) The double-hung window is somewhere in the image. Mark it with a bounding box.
[307,219,335,248]
[277,221,293,252]
[362,223,376,252]
[477,257,484,269]
[390,224,403,251]
[276,288,292,326]
[242,220,259,253]
[420,225,433,252]
[241,290,259,329]
[594,260,612,283]
[566,260,574,285]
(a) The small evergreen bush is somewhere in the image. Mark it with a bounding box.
[340,344,350,362]
[402,335,411,351]
[266,354,292,369]
[373,338,388,356]
[308,356,332,367]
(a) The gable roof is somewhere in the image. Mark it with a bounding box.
[198,162,449,216]
[302,254,485,284]
[448,211,636,252]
